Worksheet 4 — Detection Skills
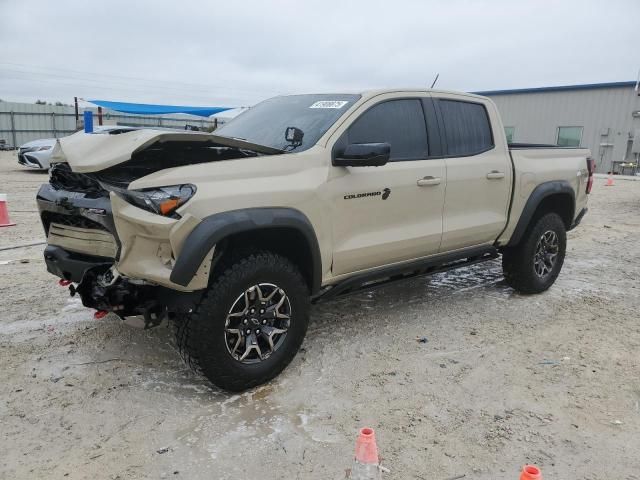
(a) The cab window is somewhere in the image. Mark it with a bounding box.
[438,99,494,156]
[345,99,428,161]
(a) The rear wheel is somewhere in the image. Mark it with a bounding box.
[502,212,567,294]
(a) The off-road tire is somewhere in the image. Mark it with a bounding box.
[174,251,310,391]
[502,212,567,294]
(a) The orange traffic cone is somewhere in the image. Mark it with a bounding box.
[349,427,381,479]
[520,464,542,480]
[605,174,615,186]
[0,194,16,227]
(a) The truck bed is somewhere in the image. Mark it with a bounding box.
[497,145,590,245]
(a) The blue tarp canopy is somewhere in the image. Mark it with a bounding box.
[87,100,233,117]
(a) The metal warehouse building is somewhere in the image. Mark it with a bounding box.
[477,81,640,174]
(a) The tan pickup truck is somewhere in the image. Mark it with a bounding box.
[37,89,593,390]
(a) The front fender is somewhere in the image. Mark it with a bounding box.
[169,207,322,293]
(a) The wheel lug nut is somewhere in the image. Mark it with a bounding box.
[260,309,265,314]
[262,319,267,324]
[245,329,251,335]
[243,319,248,324]
[256,329,260,335]
[250,308,255,314]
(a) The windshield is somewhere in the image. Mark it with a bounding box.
[216,94,361,152]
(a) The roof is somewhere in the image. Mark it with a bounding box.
[359,88,486,100]
[473,81,637,96]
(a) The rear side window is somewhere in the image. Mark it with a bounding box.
[439,100,493,156]
[346,99,428,161]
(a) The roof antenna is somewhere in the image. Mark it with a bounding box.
[430,73,440,89]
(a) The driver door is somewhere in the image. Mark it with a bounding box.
[327,96,446,276]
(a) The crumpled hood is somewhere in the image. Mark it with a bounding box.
[51,129,283,173]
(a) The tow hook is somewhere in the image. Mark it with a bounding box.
[58,279,71,286]
[94,310,108,319]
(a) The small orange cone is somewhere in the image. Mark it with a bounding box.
[520,464,542,480]
[605,174,615,186]
[0,194,16,227]
[349,427,381,479]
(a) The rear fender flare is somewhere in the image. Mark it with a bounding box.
[169,208,322,293]
[507,180,575,246]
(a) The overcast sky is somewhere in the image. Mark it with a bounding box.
[1,0,638,108]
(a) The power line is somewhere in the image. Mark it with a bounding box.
[0,73,253,105]
[0,62,283,98]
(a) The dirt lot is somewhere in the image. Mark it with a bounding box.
[1,150,639,480]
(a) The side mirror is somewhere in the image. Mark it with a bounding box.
[333,143,390,167]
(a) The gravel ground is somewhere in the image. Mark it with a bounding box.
[1,151,639,480]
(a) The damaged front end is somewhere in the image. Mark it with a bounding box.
[37,162,198,326]
[37,129,280,325]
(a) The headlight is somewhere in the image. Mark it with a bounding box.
[119,184,196,217]
[36,146,52,151]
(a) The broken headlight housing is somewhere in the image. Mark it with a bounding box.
[119,184,196,217]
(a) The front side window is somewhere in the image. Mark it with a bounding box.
[504,126,515,143]
[439,99,494,156]
[215,94,360,152]
[345,99,428,161]
[557,126,583,147]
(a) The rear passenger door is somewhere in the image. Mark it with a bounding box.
[434,95,512,251]
[328,96,446,276]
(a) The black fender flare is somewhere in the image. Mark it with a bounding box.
[169,207,322,293]
[507,180,575,247]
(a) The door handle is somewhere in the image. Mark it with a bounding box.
[486,170,505,179]
[417,176,441,186]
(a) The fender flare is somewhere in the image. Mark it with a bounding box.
[169,207,322,293]
[507,180,575,247]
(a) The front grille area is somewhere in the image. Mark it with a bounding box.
[41,211,109,235]
[47,222,117,258]
[49,163,106,197]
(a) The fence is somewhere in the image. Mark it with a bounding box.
[0,102,224,148]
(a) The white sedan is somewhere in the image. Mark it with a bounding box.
[17,138,57,170]
[16,127,142,170]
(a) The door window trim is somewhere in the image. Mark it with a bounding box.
[432,98,496,158]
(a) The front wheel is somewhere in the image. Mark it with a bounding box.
[502,212,567,294]
[174,251,310,391]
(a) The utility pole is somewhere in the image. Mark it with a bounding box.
[74,96,79,127]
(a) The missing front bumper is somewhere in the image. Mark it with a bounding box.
[44,245,113,282]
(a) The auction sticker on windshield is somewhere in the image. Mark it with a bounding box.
[309,100,349,109]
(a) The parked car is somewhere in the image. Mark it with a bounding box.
[0,139,14,151]
[36,89,593,391]
[18,138,57,169]
[17,128,142,170]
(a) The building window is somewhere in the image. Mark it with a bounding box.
[557,126,583,147]
[504,127,515,143]
[438,99,494,156]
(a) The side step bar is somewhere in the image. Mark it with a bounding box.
[312,246,499,303]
